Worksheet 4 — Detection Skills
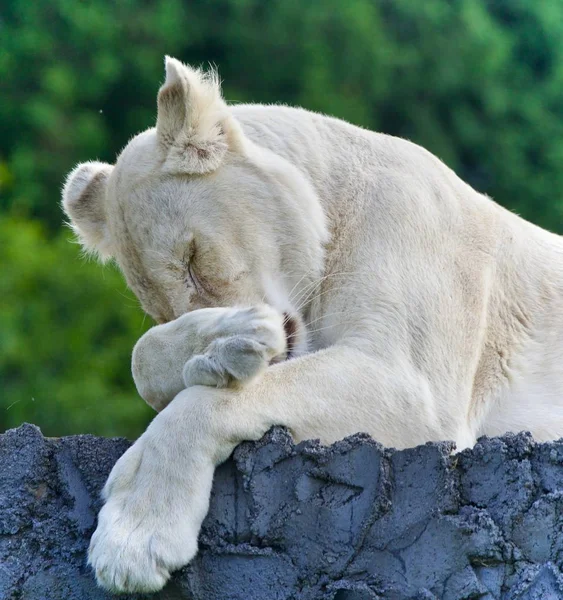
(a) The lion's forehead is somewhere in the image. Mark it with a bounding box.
[114,128,160,177]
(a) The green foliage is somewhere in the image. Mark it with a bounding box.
[3,0,563,231]
[2,0,563,435]
[0,217,153,437]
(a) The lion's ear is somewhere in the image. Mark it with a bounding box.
[61,161,114,261]
[156,56,240,175]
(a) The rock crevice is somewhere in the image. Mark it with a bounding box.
[1,424,563,599]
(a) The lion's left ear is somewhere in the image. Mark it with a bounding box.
[61,161,115,261]
[156,56,242,175]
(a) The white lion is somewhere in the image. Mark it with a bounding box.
[62,56,563,593]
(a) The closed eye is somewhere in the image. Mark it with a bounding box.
[186,262,202,294]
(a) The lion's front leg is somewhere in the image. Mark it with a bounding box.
[88,390,219,593]
[89,345,472,593]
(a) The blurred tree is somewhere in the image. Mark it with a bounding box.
[2,0,563,231]
[2,0,563,436]
[0,217,153,437]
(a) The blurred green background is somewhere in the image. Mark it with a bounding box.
[2,0,563,438]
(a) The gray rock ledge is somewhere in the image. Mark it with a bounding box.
[2,423,563,599]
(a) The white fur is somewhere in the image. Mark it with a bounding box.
[61,57,563,592]
[132,304,286,411]
[62,161,114,259]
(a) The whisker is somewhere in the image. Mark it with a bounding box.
[289,273,346,312]
[305,310,349,329]
[114,288,140,310]
[294,285,348,314]
[290,270,372,313]
[290,280,323,312]
[287,269,316,304]
[288,320,357,338]
[261,268,312,308]
[287,269,346,307]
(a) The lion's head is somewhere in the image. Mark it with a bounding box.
[62,57,328,356]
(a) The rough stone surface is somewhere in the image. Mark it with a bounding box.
[2,424,563,599]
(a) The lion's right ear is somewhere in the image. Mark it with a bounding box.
[61,161,114,261]
[156,56,243,174]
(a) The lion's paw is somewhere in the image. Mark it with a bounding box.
[88,504,196,593]
[88,435,211,593]
[183,305,286,388]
